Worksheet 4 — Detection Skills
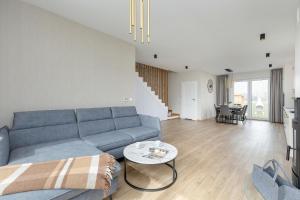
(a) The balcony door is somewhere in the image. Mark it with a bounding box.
[234,79,269,120]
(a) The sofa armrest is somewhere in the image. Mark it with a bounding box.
[139,114,161,131]
[0,126,10,166]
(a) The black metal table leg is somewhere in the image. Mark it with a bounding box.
[124,159,177,192]
[172,159,176,180]
[124,157,127,180]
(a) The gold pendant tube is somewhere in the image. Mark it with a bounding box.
[129,0,132,34]
[147,0,150,43]
[140,0,144,43]
[133,0,137,41]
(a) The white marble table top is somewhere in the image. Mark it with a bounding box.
[123,141,178,165]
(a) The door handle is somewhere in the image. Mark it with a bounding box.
[286,146,291,161]
[286,145,296,161]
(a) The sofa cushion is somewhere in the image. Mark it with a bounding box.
[82,131,133,151]
[76,107,112,122]
[114,116,141,130]
[78,119,116,137]
[0,126,9,166]
[76,108,116,137]
[12,110,77,129]
[111,107,141,129]
[9,124,79,150]
[9,110,79,150]
[111,106,138,118]
[119,126,160,142]
[106,146,127,160]
[8,138,101,164]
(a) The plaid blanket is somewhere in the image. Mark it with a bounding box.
[0,153,116,197]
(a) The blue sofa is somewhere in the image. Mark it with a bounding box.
[0,106,161,200]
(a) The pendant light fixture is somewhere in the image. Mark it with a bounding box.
[129,0,151,44]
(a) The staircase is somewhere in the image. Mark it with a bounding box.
[136,63,168,106]
[135,63,180,120]
[135,75,168,120]
[168,110,180,120]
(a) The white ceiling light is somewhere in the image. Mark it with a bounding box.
[129,0,150,44]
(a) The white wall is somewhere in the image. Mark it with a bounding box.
[135,76,168,120]
[295,0,300,97]
[0,0,136,127]
[283,65,295,108]
[168,70,216,120]
[229,70,271,82]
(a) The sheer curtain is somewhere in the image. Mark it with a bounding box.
[270,68,283,123]
[216,75,229,105]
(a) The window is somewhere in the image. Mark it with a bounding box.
[234,79,269,120]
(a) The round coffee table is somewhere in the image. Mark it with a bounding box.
[123,141,178,192]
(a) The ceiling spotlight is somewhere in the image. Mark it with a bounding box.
[154,54,158,59]
[225,68,233,72]
[260,33,266,40]
[266,53,270,58]
[269,64,272,68]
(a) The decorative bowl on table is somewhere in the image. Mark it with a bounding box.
[143,147,169,159]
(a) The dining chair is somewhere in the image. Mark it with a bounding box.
[235,105,248,123]
[214,104,220,122]
[241,105,248,122]
[218,105,233,123]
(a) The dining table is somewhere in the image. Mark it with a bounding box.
[215,105,244,124]
[215,105,243,112]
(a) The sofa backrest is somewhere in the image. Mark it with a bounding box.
[9,110,79,150]
[111,106,141,129]
[76,107,116,137]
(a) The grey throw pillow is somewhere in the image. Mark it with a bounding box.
[0,126,9,166]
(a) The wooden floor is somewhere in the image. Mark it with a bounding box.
[112,119,291,200]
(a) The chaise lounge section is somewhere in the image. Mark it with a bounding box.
[77,107,161,159]
[0,106,161,200]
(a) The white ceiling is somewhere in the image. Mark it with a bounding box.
[22,0,298,75]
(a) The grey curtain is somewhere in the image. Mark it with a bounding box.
[270,68,283,123]
[216,75,229,105]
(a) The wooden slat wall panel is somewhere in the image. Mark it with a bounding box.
[136,63,169,106]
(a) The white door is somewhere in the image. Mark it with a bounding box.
[181,81,197,120]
